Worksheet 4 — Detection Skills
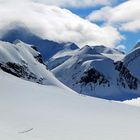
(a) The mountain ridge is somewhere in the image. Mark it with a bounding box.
[0,28,140,101]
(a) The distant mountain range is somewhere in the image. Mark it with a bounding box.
[1,26,140,101]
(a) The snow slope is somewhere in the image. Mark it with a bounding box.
[47,45,79,69]
[1,33,140,101]
[1,70,140,140]
[48,45,124,70]
[53,45,139,100]
[0,40,65,87]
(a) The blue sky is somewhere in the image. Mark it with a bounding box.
[120,32,140,52]
[67,0,140,52]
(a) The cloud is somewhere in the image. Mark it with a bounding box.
[121,20,140,32]
[33,0,115,8]
[116,45,126,50]
[0,0,123,47]
[87,0,140,32]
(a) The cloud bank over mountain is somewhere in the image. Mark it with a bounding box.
[0,0,122,47]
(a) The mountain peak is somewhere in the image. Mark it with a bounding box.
[13,39,24,45]
[80,45,124,55]
[1,26,79,61]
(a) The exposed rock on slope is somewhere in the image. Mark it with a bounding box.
[0,40,65,87]
[52,45,140,100]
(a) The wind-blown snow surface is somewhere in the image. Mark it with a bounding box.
[1,70,140,140]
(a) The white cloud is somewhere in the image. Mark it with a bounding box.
[33,0,115,8]
[87,0,140,32]
[116,45,126,50]
[0,0,123,47]
[121,20,140,32]
[87,6,112,22]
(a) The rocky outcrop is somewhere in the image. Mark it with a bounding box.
[79,68,109,87]
[114,61,138,90]
[0,62,43,84]
[31,45,48,69]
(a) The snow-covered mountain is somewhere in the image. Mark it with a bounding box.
[123,44,140,79]
[0,40,67,88]
[1,27,140,101]
[1,27,79,61]
[48,45,124,70]
[1,29,140,139]
[52,44,140,100]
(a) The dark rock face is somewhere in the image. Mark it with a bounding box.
[34,54,44,64]
[31,46,38,51]
[114,61,138,90]
[31,46,48,69]
[34,54,48,69]
[79,68,109,87]
[0,62,43,84]
[34,54,48,70]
